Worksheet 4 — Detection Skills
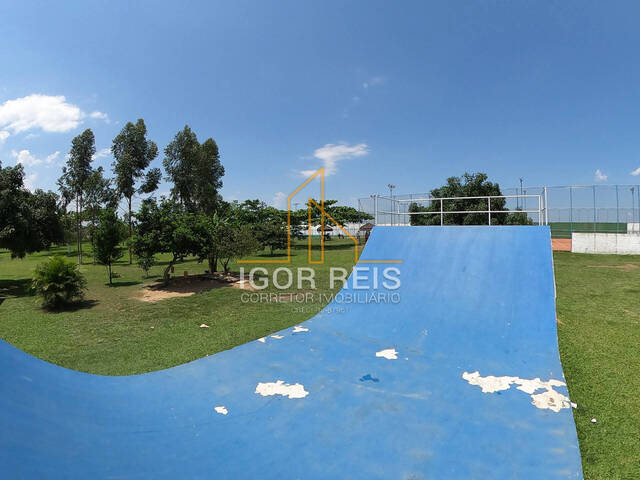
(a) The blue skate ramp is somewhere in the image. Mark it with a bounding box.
[0,226,582,479]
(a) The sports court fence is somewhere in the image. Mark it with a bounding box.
[358,184,640,238]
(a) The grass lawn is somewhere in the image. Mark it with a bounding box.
[0,241,638,478]
[0,238,358,375]
[554,252,640,479]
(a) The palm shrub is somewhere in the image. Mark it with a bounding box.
[31,256,87,309]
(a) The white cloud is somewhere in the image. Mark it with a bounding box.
[0,94,110,136]
[24,173,38,192]
[631,167,640,176]
[45,151,60,164]
[11,149,60,167]
[0,130,9,143]
[594,169,608,182]
[300,142,369,177]
[363,76,386,89]
[272,191,286,209]
[12,149,42,166]
[92,147,111,160]
[0,95,83,133]
[89,111,110,123]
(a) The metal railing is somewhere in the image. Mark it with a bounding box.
[370,194,544,226]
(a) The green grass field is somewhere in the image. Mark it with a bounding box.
[555,252,640,479]
[0,239,358,375]
[0,242,638,478]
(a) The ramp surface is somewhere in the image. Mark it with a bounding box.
[0,226,583,479]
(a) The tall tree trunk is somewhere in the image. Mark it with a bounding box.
[163,255,178,282]
[128,196,133,264]
[76,195,81,265]
[208,254,218,273]
[108,262,112,285]
[79,194,83,264]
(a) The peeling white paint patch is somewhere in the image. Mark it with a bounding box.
[270,335,284,339]
[462,371,572,412]
[292,326,309,333]
[255,380,309,399]
[257,337,266,343]
[214,405,228,415]
[376,348,398,360]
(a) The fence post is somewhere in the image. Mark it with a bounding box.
[616,185,619,233]
[440,198,443,226]
[538,195,542,225]
[593,185,596,233]
[544,187,549,225]
[569,186,573,237]
[487,197,491,225]
[374,195,378,225]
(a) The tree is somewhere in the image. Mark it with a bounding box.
[258,221,288,255]
[28,189,65,251]
[84,167,117,263]
[112,119,160,264]
[505,210,535,225]
[163,125,224,214]
[131,198,200,281]
[304,199,373,226]
[93,209,125,285]
[58,129,96,264]
[194,211,261,273]
[408,172,507,226]
[217,225,261,273]
[0,162,63,259]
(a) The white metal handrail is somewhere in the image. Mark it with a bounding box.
[373,194,545,226]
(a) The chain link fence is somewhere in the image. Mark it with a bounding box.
[503,185,640,238]
[359,185,640,237]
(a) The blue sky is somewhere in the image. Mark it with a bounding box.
[1,1,640,209]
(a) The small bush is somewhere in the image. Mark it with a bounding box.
[137,254,155,278]
[31,256,87,309]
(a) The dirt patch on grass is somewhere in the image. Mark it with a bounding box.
[133,273,255,303]
[587,264,640,272]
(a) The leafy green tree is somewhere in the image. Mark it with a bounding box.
[505,210,534,225]
[111,119,160,264]
[193,212,227,273]
[84,167,117,263]
[194,212,260,273]
[258,221,288,255]
[163,125,224,214]
[58,129,96,264]
[31,256,86,309]
[408,172,507,226]
[93,209,125,285]
[304,199,373,226]
[131,198,200,281]
[218,225,261,273]
[0,162,63,259]
[137,253,155,278]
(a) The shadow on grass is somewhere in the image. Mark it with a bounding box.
[107,281,142,288]
[0,278,32,299]
[44,299,99,313]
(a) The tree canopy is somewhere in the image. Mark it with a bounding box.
[408,172,531,226]
[112,118,160,264]
[57,128,96,263]
[0,162,63,259]
[163,125,224,215]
